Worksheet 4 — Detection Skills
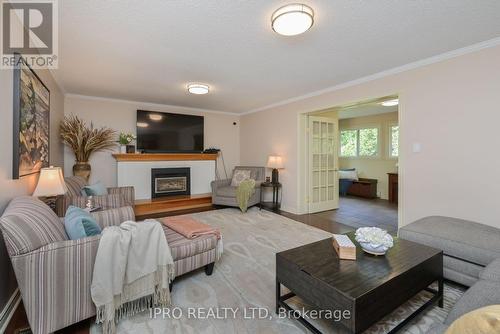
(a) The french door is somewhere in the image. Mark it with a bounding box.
[308,116,339,213]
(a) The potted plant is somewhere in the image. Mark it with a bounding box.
[118,132,136,153]
[60,115,117,181]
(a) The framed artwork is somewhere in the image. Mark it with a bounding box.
[12,54,50,179]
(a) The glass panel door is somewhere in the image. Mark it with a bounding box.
[308,116,339,213]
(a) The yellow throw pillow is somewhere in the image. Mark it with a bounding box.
[446,305,500,334]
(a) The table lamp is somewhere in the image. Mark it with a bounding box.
[32,166,68,211]
[266,155,284,184]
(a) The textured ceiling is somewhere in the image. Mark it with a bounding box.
[53,0,500,113]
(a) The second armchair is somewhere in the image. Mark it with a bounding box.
[57,176,135,216]
[211,166,265,208]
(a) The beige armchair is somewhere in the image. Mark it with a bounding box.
[0,196,135,334]
[57,176,135,216]
[211,166,265,208]
[0,196,219,334]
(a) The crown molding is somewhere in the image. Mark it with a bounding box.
[47,69,66,95]
[64,94,239,116]
[241,37,500,115]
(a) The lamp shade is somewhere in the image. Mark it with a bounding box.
[32,167,68,197]
[267,156,284,169]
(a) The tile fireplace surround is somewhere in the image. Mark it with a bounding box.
[113,154,216,200]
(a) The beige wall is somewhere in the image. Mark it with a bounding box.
[0,68,64,320]
[63,96,241,186]
[339,112,398,200]
[241,44,500,228]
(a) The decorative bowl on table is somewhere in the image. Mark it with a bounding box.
[354,227,394,256]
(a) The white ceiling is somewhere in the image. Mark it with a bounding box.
[54,1,500,114]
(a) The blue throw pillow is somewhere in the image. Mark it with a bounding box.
[82,181,108,196]
[64,206,102,240]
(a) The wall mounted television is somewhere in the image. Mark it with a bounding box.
[136,110,204,153]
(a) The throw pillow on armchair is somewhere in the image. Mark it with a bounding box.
[231,170,251,187]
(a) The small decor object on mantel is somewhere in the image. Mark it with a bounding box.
[332,234,356,260]
[355,227,394,256]
[60,115,117,181]
[118,132,136,154]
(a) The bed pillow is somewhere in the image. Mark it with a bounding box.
[64,206,102,240]
[339,169,358,181]
[231,169,251,187]
[82,181,108,196]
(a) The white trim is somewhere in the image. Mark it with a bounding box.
[242,37,500,115]
[0,289,21,333]
[397,93,404,228]
[388,123,399,159]
[64,93,238,116]
[280,204,299,215]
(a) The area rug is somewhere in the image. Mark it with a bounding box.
[91,208,464,334]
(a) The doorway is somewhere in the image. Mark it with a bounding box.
[300,96,400,232]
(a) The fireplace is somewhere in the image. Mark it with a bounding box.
[151,167,190,199]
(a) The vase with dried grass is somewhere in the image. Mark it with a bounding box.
[60,115,117,181]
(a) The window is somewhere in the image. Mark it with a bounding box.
[340,127,379,157]
[390,125,399,157]
[340,130,357,157]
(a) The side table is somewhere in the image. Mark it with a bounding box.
[260,182,282,211]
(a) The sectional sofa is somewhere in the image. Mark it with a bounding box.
[400,216,500,332]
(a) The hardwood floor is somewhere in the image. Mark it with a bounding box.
[6,196,396,333]
[315,196,398,233]
[276,196,398,234]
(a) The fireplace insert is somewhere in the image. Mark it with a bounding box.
[151,167,191,198]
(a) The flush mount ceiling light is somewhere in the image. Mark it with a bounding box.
[381,99,399,107]
[149,114,163,121]
[271,3,314,36]
[187,83,209,95]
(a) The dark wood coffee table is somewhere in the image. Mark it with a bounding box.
[276,234,443,334]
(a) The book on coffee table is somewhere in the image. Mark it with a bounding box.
[332,234,356,260]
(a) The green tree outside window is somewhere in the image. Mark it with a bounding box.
[340,128,379,157]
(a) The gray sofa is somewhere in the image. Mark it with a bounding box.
[399,216,500,286]
[399,216,500,333]
[429,258,500,333]
[211,166,265,208]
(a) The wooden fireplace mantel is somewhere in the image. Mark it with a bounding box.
[112,153,218,162]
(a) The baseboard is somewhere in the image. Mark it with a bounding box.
[0,289,21,333]
[279,204,299,215]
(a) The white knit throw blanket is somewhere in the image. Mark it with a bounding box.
[91,219,175,334]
